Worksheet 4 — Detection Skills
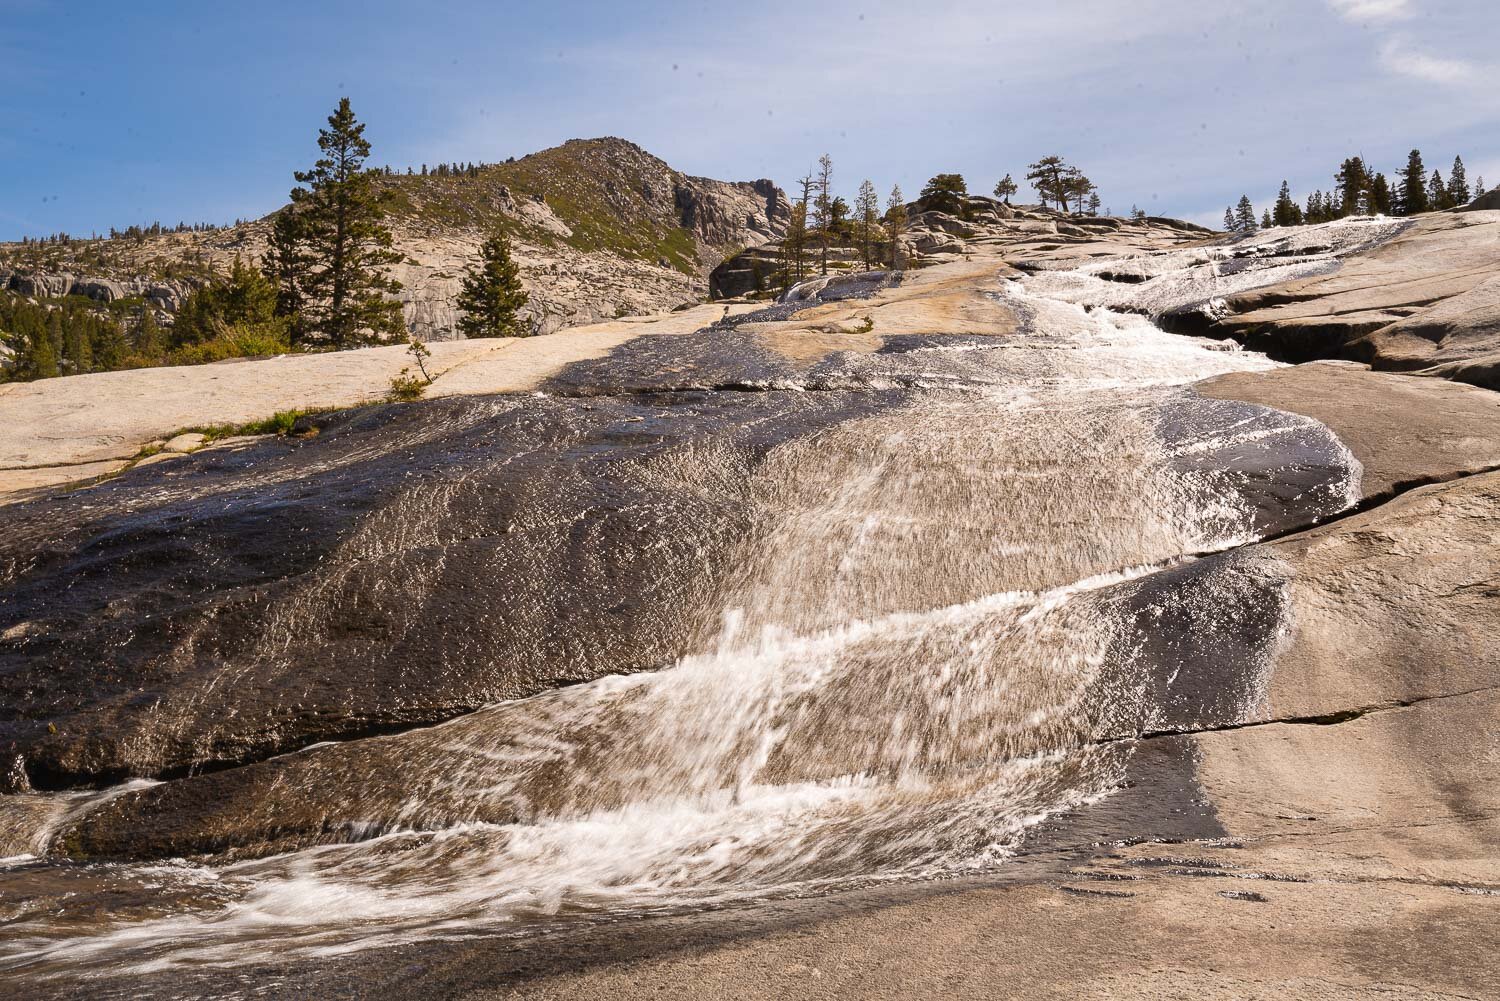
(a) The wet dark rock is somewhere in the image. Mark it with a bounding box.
[0,390,882,790]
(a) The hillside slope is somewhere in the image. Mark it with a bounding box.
[0,138,789,339]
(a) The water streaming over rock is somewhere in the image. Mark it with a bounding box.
[0,276,1362,980]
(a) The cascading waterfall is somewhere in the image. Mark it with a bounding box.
[0,276,1362,976]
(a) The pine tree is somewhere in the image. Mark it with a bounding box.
[1273,181,1303,227]
[1061,172,1089,214]
[1447,156,1471,206]
[1235,195,1258,233]
[265,209,311,343]
[1087,191,1102,215]
[1335,157,1370,218]
[456,230,530,338]
[781,175,814,286]
[885,185,908,269]
[46,311,64,366]
[1224,207,1236,232]
[63,317,92,374]
[854,179,881,270]
[1400,150,1429,215]
[813,154,834,276]
[91,316,127,371]
[275,97,405,348]
[1308,190,1326,223]
[1026,157,1070,210]
[1369,173,1393,216]
[132,309,164,362]
[1428,169,1450,210]
[176,257,281,347]
[1476,176,1487,197]
[993,174,1018,205]
[918,174,968,216]
[25,323,59,379]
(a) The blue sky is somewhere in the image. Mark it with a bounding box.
[2,0,1496,241]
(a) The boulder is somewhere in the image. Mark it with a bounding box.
[911,231,964,255]
[907,211,972,236]
[162,433,208,453]
[69,279,128,304]
[144,284,182,311]
[1459,188,1500,212]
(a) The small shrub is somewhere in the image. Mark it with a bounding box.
[240,409,305,436]
[388,368,428,401]
[405,338,434,381]
[167,319,291,366]
[186,408,318,442]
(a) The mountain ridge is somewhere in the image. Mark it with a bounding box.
[0,137,791,340]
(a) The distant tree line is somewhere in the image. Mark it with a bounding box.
[776,153,911,289]
[1224,151,1483,233]
[15,221,238,248]
[396,162,492,178]
[769,152,1113,293]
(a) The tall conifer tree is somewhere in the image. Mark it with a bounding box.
[1336,157,1369,218]
[1400,150,1429,215]
[456,231,530,338]
[1369,173,1393,216]
[275,98,405,348]
[1447,156,1471,206]
[854,180,881,270]
[1273,181,1302,226]
[813,154,834,276]
[1234,195,1258,233]
[885,186,908,269]
[1428,169,1449,210]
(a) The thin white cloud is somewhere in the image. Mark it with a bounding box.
[1327,0,1414,21]
[1379,38,1480,84]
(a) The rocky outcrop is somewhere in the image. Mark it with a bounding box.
[675,175,789,249]
[1200,212,1500,388]
[708,200,1211,299]
[708,244,782,299]
[0,268,199,311]
[1461,188,1500,212]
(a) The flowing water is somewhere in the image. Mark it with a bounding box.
[0,274,1362,982]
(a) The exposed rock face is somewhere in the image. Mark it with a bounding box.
[675,175,789,248]
[0,268,200,311]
